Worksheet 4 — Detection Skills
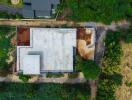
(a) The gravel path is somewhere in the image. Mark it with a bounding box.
[0,4,22,14]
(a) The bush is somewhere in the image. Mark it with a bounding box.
[103,31,123,74]
[97,73,123,100]
[0,83,91,100]
[68,73,79,79]
[97,31,123,100]
[76,56,101,80]
[19,73,31,82]
[46,73,64,78]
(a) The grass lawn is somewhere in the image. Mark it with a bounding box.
[0,83,91,100]
[115,42,132,100]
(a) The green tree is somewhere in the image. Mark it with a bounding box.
[76,56,101,80]
[61,0,132,24]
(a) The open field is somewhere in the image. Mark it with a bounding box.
[116,42,132,100]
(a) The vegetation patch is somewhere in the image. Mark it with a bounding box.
[59,0,132,24]
[0,82,91,100]
[68,73,79,79]
[46,73,64,78]
[103,31,123,74]
[76,56,101,80]
[18,73,31,82]
[97,31,124,100]
[0,26,16,70]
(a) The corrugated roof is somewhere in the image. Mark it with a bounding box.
[35,10,51,17]
[22,5,34,18]
[31,0,60,11]
[23,0,31,3]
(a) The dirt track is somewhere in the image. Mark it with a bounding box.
[0,19,75,27]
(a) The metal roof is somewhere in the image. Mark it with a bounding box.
[22,0,60,18]
[17,28,76,73]
[23,0,31,3]
[22,5,34,18]
[35,10,51,17]
[23,55,40,75]
[31,0,60,11]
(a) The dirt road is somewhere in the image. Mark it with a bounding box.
[0,19,75,27]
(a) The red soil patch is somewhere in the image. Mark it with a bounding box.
[17,27,30,46]
[77,28,92,45]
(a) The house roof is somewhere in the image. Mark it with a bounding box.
[23,55,40,75]
[23,0,31,3]
[35,10,51,17]
[17,28,76,73]
[22,0,60,18]
[22,5,34,18]
[31,0,60,11]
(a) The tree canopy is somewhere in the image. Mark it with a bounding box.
[61,0,132,24]
[76,56,101,80]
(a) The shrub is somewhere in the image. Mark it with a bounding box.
[46,73,64,78]
[19,73,31,82]
[76,56,101,80]
[68,73,79,79]
[103,31,123,74]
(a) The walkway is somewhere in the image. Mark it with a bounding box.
[0,4,22,14]
[0,19,75,27]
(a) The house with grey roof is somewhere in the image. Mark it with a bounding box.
[22,0,60,18]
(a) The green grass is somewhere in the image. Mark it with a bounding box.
[0,26,16,70]
[0,82,91,100]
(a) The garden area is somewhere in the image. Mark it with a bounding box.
[97,31,123,100]
[0,82,91,100]
[58,0,132,24]
[0,26,16,76]
[97,22,132,100]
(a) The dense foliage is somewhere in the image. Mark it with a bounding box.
[97,31,123,100]
[60,0,132,23]
[76,56,101,80]
[0,83,90,100]
[103,31,123,74]
[0,26,15,69]
[19,73,31,82]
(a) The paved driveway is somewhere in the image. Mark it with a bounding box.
[0,4,22,14]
